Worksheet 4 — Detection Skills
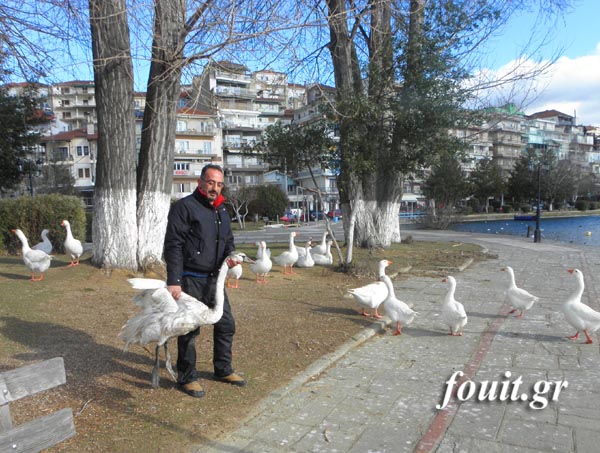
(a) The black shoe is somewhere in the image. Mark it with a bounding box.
[179,381,205,398]
[216,373,246,387]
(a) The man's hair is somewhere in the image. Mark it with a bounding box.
[200,164,224,180]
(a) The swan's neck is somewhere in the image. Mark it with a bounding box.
[507,270,516,288]
[288,235,295,251]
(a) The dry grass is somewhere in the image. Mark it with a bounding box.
[0,239,491,452]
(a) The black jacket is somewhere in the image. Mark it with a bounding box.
[164,189,235,286]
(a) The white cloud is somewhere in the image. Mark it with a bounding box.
[477,43,600,126]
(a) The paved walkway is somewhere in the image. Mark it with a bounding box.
[196,230,600,452]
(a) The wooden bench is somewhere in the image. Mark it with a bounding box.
[262,217,273,226]
[0,357,76,452]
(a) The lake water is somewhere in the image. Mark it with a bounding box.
[450,215,600,246]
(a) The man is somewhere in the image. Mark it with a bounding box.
[164,164,246,398]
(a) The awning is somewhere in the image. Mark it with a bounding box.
[402,194,418,202]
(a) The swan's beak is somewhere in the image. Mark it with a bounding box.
[442,278,447,283]
[501,268,506,271]
[567,269,574,274]
[243,256,255,264]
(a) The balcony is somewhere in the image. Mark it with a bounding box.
[215,86,255,99]
[176,127,217,136]
[215,71,251,83]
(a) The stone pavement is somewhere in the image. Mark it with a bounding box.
[196,230,600,452]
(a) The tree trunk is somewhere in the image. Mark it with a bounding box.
[136,0,186,270]
[89,0,138,270]
[326,0,401,254]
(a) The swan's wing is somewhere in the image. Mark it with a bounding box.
[508,286,538,306]
[573,303,600,328]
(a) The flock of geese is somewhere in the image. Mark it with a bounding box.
[348,260,600,345]
[12,223,598,387]
[12,220,83,280]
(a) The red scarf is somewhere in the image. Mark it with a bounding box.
[199,189,226,208]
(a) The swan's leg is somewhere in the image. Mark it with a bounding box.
[151,344,160,388]
[516,310,525,318]
[568,331,580,340]
[372,308,383,319]
[392,322,402,336]
[584,329,593,344]
[360,308,371,317]
[234,279,239,288]
[164,343,177,381]
[289,265,296,275]
[508,308,517,314]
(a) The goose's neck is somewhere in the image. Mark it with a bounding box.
[382,276,395,298]
[568,275,585,303]
[507,270,516,287]
[445,281,456,302]
[288,235,295,250]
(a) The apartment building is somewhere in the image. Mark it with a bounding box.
[193,61,268,188]
[49,81,97,134]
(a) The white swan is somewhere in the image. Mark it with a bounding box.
[61,219,83,266]
[295,242,314,268]
[502,266,539,318]
[251,241,272,284]
[561,268,600,344]
[12,229,53,281]
[32,229,53,255]
[119,252,243,388]
[274,231,299,274]
[347,259,391,319]
[381,273,417,335]
[311,231,328,255]
[311,240,333,266]
[226,252,254,288]
[441,276,468,336]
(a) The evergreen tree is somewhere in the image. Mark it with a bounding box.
[0,87,41,194]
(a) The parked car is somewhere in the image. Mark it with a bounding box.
[309,210,325,220]
[280,211,297,223]
[326,209,343,219]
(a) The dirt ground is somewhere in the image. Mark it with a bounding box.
[0,238,492,452]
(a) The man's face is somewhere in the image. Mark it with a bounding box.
[199,168,224,203]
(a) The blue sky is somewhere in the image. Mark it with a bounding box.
[483,1,600,125]
[43,1,600,126]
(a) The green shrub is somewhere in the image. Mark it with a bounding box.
[519,204,530,213]
[575,200,589,211]
[0,194,86,254]
[589,201,598,210]
[501,205,512,213]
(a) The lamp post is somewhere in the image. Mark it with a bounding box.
[534,163,542,243]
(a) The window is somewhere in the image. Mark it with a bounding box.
[228,175,242,185]
[83,99,89,106]
[76,146,90,156]
[176,121,187,132]
[78,168,91,178]
[56,147,69,160]
[174,162,190,171]
[175,140,189,153]
[63,112,71,119]
[202,142,212,154]
[244,175,258,185]
[61,87,70,94]
[62,100,70,106]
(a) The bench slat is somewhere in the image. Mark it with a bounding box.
[0,408,75,453]
[0,358,66,405]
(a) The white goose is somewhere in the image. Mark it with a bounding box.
[255,240,271,260]
[226,252,254,288]
[119,252,242,388]
[311,231,328,255]
[274,231,299,274]
[311,240,333,266]
[347,259,391,319]
[561,268,600,344]
[251,241,272,284]
[12,228,53,281]
[32,229,53,255]
[502,266,539,318]
[381,273,417,335]
[441,276,468,336]
[295,241,314,268]
[61,219,83,266]
[295,236,311,258]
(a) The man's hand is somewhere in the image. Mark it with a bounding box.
[167,285,182,300]
[226,258,241,268]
